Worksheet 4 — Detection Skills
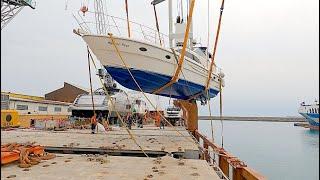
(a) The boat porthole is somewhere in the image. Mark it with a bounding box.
[139,47,147,52]
[165,55,171,59]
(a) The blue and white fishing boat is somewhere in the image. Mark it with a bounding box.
[298,101,319,130]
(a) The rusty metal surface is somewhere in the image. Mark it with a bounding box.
[194,130,266,180]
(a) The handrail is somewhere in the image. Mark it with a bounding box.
[74,11,169,47]
[193,130,266,180]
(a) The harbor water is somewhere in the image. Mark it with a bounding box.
[199,120,319,180]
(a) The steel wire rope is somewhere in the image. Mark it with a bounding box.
[87,46,97,132]
[206,0,215,146]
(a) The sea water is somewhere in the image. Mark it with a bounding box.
[199,121,319,180]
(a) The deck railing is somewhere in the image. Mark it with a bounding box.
[74,11,169,48]
[193,130,266,180]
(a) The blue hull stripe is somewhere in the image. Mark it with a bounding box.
[299,113,319,127]
[105,66,219,100]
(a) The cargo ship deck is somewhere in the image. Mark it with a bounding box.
[1,125,223,179]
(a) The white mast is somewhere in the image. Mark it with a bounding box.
[94,0,107,35]
[168,0,173,47]
[152,0,194,48]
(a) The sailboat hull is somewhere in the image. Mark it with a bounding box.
[106,66,219,100]
[82,35,221,100]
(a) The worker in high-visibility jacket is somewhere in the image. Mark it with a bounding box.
[155,112,161,128]
[91,114,97,134]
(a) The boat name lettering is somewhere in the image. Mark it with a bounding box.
[107,41,129,48]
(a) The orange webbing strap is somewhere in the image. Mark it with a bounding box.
[152,0,196,94]
[153,4,162,46]
[205,0,225,91]
[125,0,131,38]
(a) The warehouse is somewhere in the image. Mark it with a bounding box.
[1,92,71,128]
[45,82,89,103]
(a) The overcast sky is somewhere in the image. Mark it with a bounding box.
[1,0,319,116]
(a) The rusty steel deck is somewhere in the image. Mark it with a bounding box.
[1,125,223,179]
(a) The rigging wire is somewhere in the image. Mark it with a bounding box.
[181,0,184,21]
[205,0,225,90]
[219,74,224,148]
[87,46,96,116]
[206,0,215,144]
[65,0,68,10]
[87,46,97,132]
[186,0,189,21]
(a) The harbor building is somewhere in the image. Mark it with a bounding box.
[45,82,89,103]
[1,92,71,128]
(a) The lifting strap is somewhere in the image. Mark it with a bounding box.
[125,0,131,38]
[152,0,196,95]
[153,5,162,46]
[205,0,225,91]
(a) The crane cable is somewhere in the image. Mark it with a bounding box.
[87,48,149,158]
[206,0,214,143]
[87,46,97,132]
[205,0,225,91]
[219,75,224,148]
[153,5,162,46]
[125,0,131,38]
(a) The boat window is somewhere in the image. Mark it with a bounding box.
[176,49,201,64]
[139,47,147,52]
[165,55,171,59]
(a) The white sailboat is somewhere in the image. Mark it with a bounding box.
[74,0,225,102]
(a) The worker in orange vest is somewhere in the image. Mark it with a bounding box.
[143,110,148,124]
[155,112,161,128]
[91,114,97,134]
